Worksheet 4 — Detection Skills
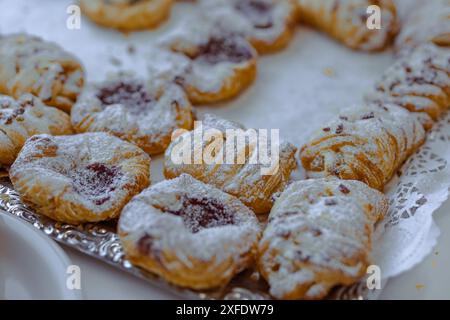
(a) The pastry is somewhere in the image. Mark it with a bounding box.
[0,94,73,167]
[164,114,298,214]
[9,132,150,224]
[155,17,258,104]
[258,178,388,299]
[199,0,298,54]
[118,173,261,289]
[367,44,450,121]
[80,0,173,31]
[395,0,450,54]
[71,73,194,155]
[296,0,399,51]
[300,103,427,190]
[0,34,85,113]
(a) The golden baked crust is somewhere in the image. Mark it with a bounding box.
[80,0,173,31]
[10,132,150,224]
[0,34,85,113]
[71,73,194,155]
[0,94,73,167]
[258,178,388,299]
[367,44,450,121]
[199,0,299,54]
[118,174,261,289]
[300,103,427,191]
[164,114,298,214]
[296,0,399,51]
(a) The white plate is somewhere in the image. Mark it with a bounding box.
[0,211,83,300]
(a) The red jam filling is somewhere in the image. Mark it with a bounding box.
[235,0,274,29]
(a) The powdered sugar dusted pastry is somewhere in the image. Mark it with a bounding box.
[258,178,388,299]
[156,17,258,104]
[80,0,173,31]
[164,114,298,214]
[395,0,450,54]
[118,174,261,289]
[0,94,73,167]
[296,0,399,51]
[71,73,194,155]
[199,0,298,54]
[0,34,84,113]
[367,44,450,121]
[300,103,427,190]
[10,132,150,224]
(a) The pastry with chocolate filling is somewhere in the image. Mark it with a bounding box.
[395,0,450,54]
[118,174,261,289]
[80,0,173,31]
[0,94,73,167]
[156,17,258,104]
[0,33,84,113]
[9,132,150,223]
[296,0,399,51]
[367,43,450,121]
[300,103,427,191]
[164,114,298,214]
[71,73,194,155]
[199,0,298,54]
[258,178,388,299]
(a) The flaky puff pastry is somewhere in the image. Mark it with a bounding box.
[0,94,73,168]
[80,0,173,31]
[0,34,85,113]
[118,174,261,290]
[296,0,399,51]
[199,0,299,54]
[71,73,194,155]
[300,103,428,191]
[395,0,450,54]
[156,17,258,104]
[258,178,388,300]
[164,114,298,214]
[367,44,450,121]
[10,132,150,224]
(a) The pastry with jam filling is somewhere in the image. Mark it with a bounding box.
[199,0,298,54]
[80,0,173,31]
[367,43,450,121]
[156,18,258,104]
[0,94,73,167]
[296,0,399,51]
[9,132,150,223]
[118,174,261,289]
[71,73,194,155]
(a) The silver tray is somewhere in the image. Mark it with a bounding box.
[0,179,375,300]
